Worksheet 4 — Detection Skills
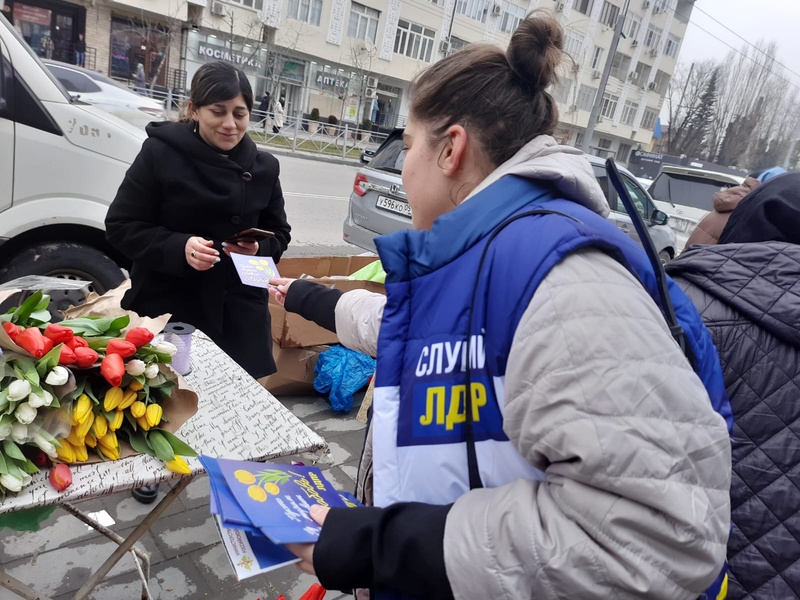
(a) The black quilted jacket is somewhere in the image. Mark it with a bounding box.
[667,242,800,599]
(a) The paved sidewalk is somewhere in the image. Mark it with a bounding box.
[0,391,367,600]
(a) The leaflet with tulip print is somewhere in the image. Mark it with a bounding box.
[200,456,356,545]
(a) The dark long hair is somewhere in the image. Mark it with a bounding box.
[179,61,253,121]
[409,11,563,167]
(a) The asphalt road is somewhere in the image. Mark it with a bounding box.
[276,154,367,258]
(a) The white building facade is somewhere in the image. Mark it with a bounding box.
[2,0,691,154]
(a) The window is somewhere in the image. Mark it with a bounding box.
[654,0,672,12]
[110,18,170,86]
[653,69,670,95]
[644,24,662,49]
[288,0,323,25]
[430,0,444,5]
[624,13,641,40]
[500,2,526,34]
[593,137,613,158]
[575,131,585,147]
[563,31,584,63]
[631,62,651,87]
[600,92,618,119]
[394,20,436,62]
[599,1,620,27]
[622,175,649,217]
[618,143,633,164]
[47,65,102,93]
[621,100,639,125]
[664,34,680,58]
[572,0,594,15]
[590,46,604,70]
[348,2,381,43]
[551,78,573,105]
[449,37,469,52]
[229,0,264,9]
[455,0,490,23]
[641,107,659,130]
[577,84,596,111]
[609,53,631,80]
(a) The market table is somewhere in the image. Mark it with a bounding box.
[0,330,326,600]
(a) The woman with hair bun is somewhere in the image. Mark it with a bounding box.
[277,13,731,599]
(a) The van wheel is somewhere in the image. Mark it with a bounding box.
[0,242,125,318]
[658,250,672,266]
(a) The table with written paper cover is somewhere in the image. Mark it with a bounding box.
[0,330,326,600]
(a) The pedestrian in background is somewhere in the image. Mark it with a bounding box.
[256,92,271,126]
[270,12,731,599]
[272,96,284,134]
[667,171,800,600]
[74,33,86,67]
[134,63,146,96]
[685,166,787,247]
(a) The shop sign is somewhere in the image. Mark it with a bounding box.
[315,71,349,93]
[197,42,262,71]
[13,3,51,26]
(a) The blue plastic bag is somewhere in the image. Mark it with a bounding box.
[313,345,376,413]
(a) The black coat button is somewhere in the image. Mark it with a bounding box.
[231,216,241,225]
[242,172,252,182]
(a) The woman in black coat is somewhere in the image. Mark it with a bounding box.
[106,61,291,380]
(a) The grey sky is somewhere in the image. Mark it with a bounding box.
[679,0,800,89]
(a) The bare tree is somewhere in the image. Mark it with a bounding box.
[347,39,379,126]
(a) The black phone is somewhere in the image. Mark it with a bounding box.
[224,228,275,244]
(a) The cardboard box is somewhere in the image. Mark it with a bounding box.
[261,342,326,396]
[270,256,385,348]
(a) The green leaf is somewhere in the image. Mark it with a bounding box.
[18,459,39,475]
[34,294,51,311]
[28,310,52,324]
[0,452,8,475]
[156,430,197,457]
[126,430,155,457]
[3,440,25,462]
[58,316,130,337]
[12,292,43,325]
[85,336,113,351]
[6,460,24,479]
[35,344,62,378]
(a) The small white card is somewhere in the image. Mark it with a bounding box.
[230,253,280,289]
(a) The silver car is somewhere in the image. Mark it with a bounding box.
[343,130,677,263]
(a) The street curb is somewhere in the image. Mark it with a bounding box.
[255,143,363,168]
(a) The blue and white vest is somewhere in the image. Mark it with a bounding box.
[372,175,732,598]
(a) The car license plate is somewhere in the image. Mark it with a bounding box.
[376,195,412,217]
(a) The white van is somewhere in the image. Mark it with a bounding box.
[647,165,745,254]
[0,14,144,312]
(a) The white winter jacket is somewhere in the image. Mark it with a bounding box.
[335,137,731,599]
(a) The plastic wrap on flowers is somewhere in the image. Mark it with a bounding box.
[313,345,376,413]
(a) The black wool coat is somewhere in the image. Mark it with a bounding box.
[668,242,800,600]
[105,121,291,378]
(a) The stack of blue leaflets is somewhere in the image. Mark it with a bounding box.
[199,455,360,580]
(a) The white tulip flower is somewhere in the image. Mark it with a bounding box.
[154,341,178,356]
[144,363,160,379]
[0,474,23,493]
[125,359,146,376]
[0,422,12,440]
[27,390,52,408]
[10,422,27,444]
[45,366,69,386]
[32,433,58,459]
[14,402,37,425]
[7,379,31,402]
